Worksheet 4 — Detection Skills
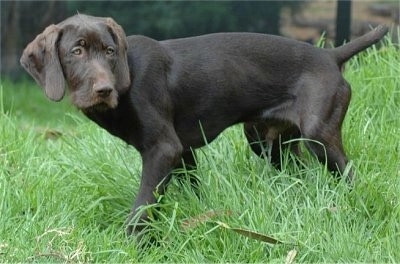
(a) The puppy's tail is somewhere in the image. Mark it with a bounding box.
[331,24,389,66]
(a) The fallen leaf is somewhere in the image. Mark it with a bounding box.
[285,249,298,264]
[328,206,338,213]
[0,243,8,254]
[44,129,63,140]
[182,210,232,231]
[216,221,283,245]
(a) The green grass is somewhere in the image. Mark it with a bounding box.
[1,39,399,262]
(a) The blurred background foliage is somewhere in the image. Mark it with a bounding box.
[1,1,304,81]
[1,1,398,81]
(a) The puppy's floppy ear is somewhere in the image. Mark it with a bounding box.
[20,25,65,101]
[105,17,131,92]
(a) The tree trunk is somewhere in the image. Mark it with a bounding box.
[335,0,352,47]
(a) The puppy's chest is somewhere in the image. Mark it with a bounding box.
[85,110,143,147]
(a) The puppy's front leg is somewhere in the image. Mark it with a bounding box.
[126,136,183,237]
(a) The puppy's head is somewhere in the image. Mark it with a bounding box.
[20,14,131,111]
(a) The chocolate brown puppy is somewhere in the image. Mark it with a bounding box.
[20,14,388,237]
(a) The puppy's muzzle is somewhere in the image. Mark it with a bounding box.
[93,81,113,98]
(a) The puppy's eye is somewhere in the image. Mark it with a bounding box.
[71,47,83,56]
[106,46,115,55]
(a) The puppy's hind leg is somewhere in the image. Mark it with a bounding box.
[302,128,352,182]
[243,122,270,159]
[244,122,301,170]
[300,82,353,182]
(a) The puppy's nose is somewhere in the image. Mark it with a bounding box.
[93,82,113,98]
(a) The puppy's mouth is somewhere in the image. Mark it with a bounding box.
[72,92,119,112]
[87,102,114,112]
[87,96,119,111]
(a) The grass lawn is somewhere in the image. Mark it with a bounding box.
[1,39,399,262]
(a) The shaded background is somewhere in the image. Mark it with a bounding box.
[1,0,399,81]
